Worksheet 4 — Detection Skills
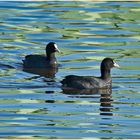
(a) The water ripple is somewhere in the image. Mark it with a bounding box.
[0,1,140,139]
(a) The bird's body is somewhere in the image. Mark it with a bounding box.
[23,42,60,69]
[61,58,119,89]
[23,54,57,68]
[61,75,112,89]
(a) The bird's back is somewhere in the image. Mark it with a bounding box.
[61,75,112,89]
[23,54,57,68]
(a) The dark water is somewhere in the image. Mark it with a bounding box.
[0,1,140,139]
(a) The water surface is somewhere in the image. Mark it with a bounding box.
[0,1,140,139]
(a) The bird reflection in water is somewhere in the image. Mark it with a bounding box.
[23,67,58,79]
[99,88,113,116]
[62,88,113,116]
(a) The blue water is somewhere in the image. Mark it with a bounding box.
[0,1,140,139]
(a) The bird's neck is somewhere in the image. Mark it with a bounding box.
[101,68,111,79]
[46,52,56,61]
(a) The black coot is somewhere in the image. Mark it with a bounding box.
[61,58,119,89]
[23,42,60,69]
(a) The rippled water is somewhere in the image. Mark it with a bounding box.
[0,1,140,139]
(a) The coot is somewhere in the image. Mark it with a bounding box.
[61,58,119,89]
[23,42,60,68]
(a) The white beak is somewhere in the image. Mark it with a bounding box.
[113,61,120,68]
[54,44,61,53]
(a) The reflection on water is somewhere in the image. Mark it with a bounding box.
[0,1,140,139]
[62,88,113,116]
[23,67,58,78]
[100,90,113,116]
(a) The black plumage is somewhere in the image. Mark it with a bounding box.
[23,42,60,68]
[61,58,119,89]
